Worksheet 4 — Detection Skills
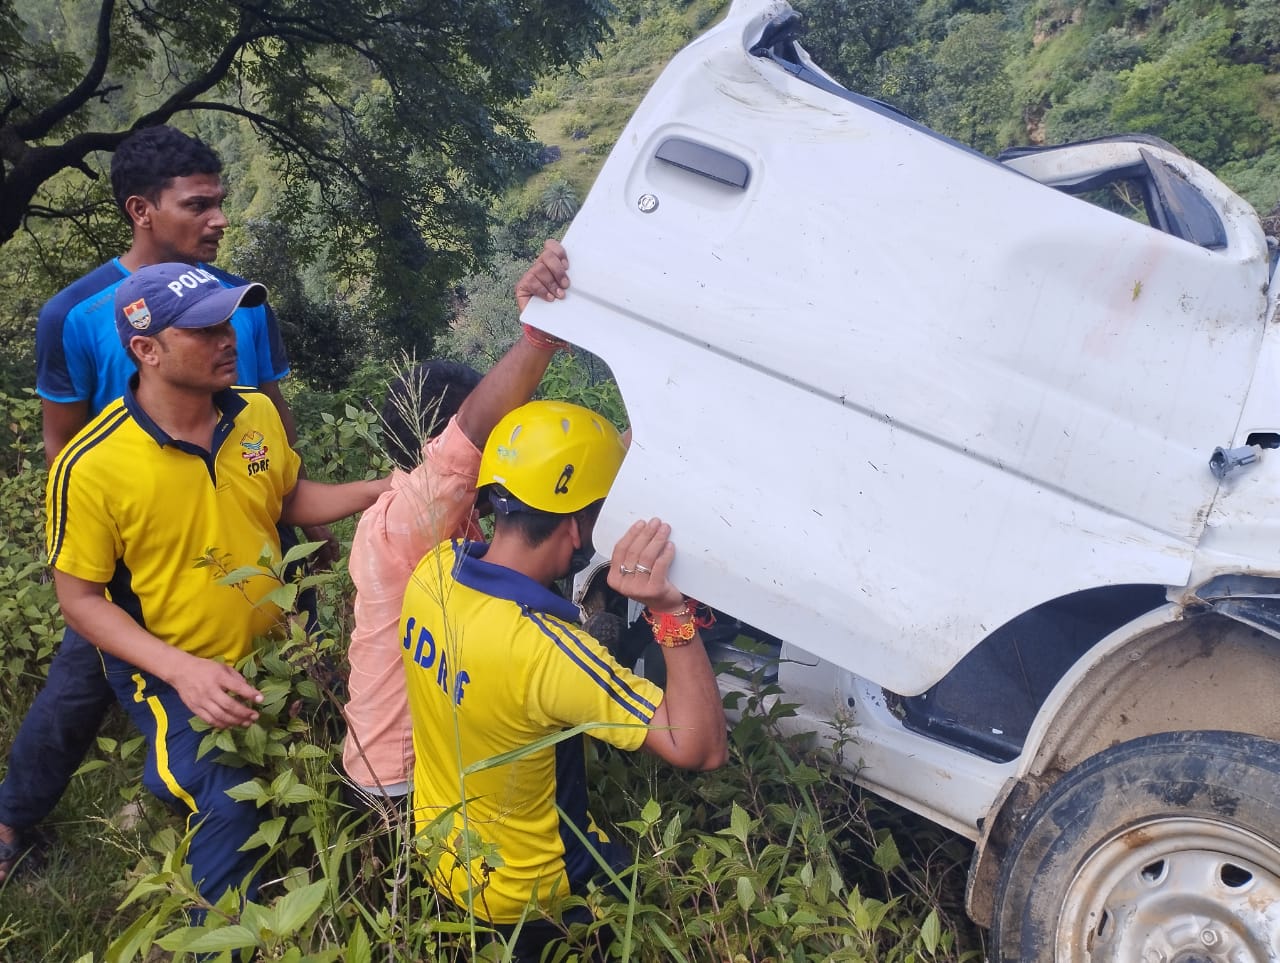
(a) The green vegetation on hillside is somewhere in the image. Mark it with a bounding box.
[794,0,1280,211]
[3,0,1277,395]
[2,0,1278,958]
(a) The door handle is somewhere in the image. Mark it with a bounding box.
[655,137,750,189]
[1210,445,1260,479]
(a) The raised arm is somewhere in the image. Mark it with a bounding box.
[608,518,729,771]
[455,238,572,449]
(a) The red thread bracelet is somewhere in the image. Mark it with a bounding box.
[522,323,569,352]
[642,599,715,648]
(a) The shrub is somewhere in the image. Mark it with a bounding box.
[539,179,581,224]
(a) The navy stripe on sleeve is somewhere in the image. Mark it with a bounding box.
[528,611,657,721]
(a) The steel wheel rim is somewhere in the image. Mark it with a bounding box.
[1055,816,1280,963]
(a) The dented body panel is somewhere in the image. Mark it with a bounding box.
[550,0,1280,940]
[531,0,1275,698]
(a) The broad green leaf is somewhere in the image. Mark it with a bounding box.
[216,565,267,586]
[269,880,328,936]
[240,815,287,850]
[278,783,321,804]
[661,811,683,849]
[257,582,299,612]
[241,722,267,766]
[225,779,268,803]
[640,797,661,825]
[728,801,751,843]
[346,922,373,963]
[241,900,273,936]
[872,831,902,872]
[270,769,299,795]
[159,924,257,953]
[104,912,160,963]
[920,908,941,954]
[282,540,329,567]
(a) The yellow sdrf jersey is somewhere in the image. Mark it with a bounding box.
[402,539,662,923]
[46,386,301,662]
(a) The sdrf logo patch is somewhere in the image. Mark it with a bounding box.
[124,298,152,330]
[240,430,271,476]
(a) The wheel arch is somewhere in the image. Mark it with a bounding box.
[966,609,1280,926]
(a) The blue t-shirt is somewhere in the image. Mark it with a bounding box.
[36,258,290,416]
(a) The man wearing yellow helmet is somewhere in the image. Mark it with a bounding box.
[400,399,728,961]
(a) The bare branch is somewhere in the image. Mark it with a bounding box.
[14,0,117,140]
[175,100,364,184]
[133,29,268,129]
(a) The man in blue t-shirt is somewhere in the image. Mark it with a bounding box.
[0,126,321,881]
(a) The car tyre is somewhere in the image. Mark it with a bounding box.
[991,730,1280,963]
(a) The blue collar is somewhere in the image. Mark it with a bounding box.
[450,540,581,622]
[124,376,244,458]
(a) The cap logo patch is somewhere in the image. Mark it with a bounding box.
[124,298,152,330]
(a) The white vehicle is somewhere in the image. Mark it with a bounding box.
[529,1,1280,959]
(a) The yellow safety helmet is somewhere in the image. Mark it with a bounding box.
[478,400,625,514]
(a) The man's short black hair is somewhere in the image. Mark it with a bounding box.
[110,126,223,217]
[381,360,483,470]
[492,496,603,549]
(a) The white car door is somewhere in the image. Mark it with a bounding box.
[527,0,1272,694]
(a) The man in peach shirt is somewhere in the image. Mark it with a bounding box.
[341,240,573,809]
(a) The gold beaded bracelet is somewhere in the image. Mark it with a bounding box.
[642,598,715,648]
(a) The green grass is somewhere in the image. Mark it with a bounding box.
[517,1,730,214]
[0,705,154,963]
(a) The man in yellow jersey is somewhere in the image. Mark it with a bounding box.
[401,400,728,960]
[45,262,391,909]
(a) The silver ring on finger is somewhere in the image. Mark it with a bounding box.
[619,565,634,576]
[635,563,652,575]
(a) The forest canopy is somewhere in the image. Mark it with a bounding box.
[2,0,1278,392]
[0,0,613,379]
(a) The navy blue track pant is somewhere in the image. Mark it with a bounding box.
[104,657,264,906]
[0,627,114,830]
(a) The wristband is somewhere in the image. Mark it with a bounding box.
[642,598,715,648]
[522,324,569,352]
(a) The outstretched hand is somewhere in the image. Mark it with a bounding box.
[607,518,685,614]
[301,523,340,569]
[515,238,570,312]
[174,655,264,729]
